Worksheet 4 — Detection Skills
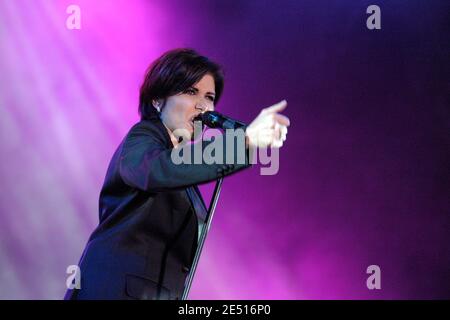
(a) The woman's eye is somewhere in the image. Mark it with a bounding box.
[185,88,196,95]
[207,96,215,102]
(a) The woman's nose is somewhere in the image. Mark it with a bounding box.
[195,103,207,112]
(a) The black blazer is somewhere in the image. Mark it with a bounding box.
[64,113,251,300]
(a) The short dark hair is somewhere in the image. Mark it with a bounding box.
[138,48,224,120]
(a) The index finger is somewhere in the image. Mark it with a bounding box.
[263,99,287,114]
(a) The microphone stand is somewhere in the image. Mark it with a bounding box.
[181,177,224,300]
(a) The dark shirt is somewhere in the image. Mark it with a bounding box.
[64,114,250,300]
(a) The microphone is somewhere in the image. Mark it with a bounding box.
[193,111,247,130]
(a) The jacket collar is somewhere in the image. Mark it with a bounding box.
[142,106,174,149]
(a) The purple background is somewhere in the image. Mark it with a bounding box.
[0,0,449,299]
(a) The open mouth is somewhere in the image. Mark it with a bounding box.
[189,113,203,129]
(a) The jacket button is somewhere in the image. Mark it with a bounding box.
[182,266,190,273]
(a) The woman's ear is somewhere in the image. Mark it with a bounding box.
[152,99,162,112]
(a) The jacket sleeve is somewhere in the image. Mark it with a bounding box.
[118,123,252,192]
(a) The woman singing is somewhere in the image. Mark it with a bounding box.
[64,48,289,300]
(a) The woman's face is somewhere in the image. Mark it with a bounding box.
[158,73,216,138]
